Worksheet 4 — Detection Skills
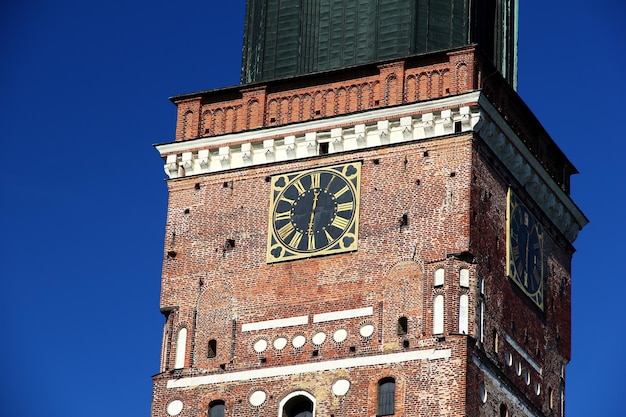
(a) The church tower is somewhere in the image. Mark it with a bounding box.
[151,1,587,416]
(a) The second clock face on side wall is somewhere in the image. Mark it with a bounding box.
[267,162,361,263]
[507,189,545,310]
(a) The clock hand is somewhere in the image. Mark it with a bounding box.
[524,226,530,287]
[307,190,320,234]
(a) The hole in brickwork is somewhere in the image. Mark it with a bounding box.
[167,251,177,258]
[265,176,271,182]
[450,172,456,177]
[415,179,420,185]
[315,109,321,115]
[397,317,408,335]
[403,340,409,348]
[219,363,226,370]
[423,151,429,157]
[312,350,319,357]
[373,159,380,165]
[374,100,380,105]
[184,208,190,214]
[223,181,229,188]
[349,346,356,352]
[260,357,266,363]
[204,128,210,134]
[207,339,217,358]
[270,117,276,123]
[195,183,201,190]
[445,88,450,94]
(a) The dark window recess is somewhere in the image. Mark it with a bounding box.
[207,339,217,358]
[283,395,313,417]
[454,121,462,133]
[397,317,408,335]
[319,142,329,155]
[499,403,508,417]
[208,400,225,417]
[377,377,396,416]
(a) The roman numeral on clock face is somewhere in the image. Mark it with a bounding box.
[332,216,350,230]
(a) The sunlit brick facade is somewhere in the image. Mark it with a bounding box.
[151,6,586,417]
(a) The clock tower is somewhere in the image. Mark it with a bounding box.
[150,1,587,416]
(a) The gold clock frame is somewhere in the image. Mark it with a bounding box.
[266,162,361,263]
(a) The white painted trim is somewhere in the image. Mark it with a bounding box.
[313,306,373,323]
[278,391,316,417]
[167,348,452,389]
[156,92,482,154]
[241,315,309,332]
[472,355,541,417]
[504,333,542,374]
[476,95,587,241]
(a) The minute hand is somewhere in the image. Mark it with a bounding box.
[307,190,320,234]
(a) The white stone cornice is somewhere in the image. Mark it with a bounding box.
[474,95,587,244]
[156,92,483,179]
[156,90,586,244]
[167,348,452,389]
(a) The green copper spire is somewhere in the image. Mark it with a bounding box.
[241,0,518,89]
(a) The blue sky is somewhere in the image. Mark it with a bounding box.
[1,1,624,416]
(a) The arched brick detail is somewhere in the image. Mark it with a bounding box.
[291,95,302,122]
[182,109,195,140]
[348,85,359,112]
[431,71,443,99]
[200,109,213,136]
[267,99,279,125]
[212,108,225,135]
[246,99,260,129]
[367,372,407,417]
[194,279,234,369]
[456,62,469,94]
[301,93,313,120]
[442,69,451,96]
[418,73,429,101]
[225,107,236,133]
[280,98,290,124]
[336,87,347,114]
[384,74,398,106]
[405,74,417,102]
[313,91,324,118]
[325,89,336,116]
[383,261,424,340]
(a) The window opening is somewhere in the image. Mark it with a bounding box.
[397,317,408,335]
[174,328,187,369]
[433,295,444,334]
[207,339,217,358]
[209,400,225,417]
[377,377,396,416]
[283,395,313,417]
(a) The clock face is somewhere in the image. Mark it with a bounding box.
[267,162,361,263]
[507,190,544,309]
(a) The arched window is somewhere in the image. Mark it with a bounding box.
[434,268,445,286]
[174,328,187,369]
[459,294,469,334]
[397,316,408,335]
[499,403,509,417]
[282,395,313,417]
[377,377,395,416]
[208,400,225,417]
[207,339,217,358]
[459,268,470,287]
[433,295,444,334]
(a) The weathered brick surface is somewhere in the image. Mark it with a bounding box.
[153,49,576,417]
